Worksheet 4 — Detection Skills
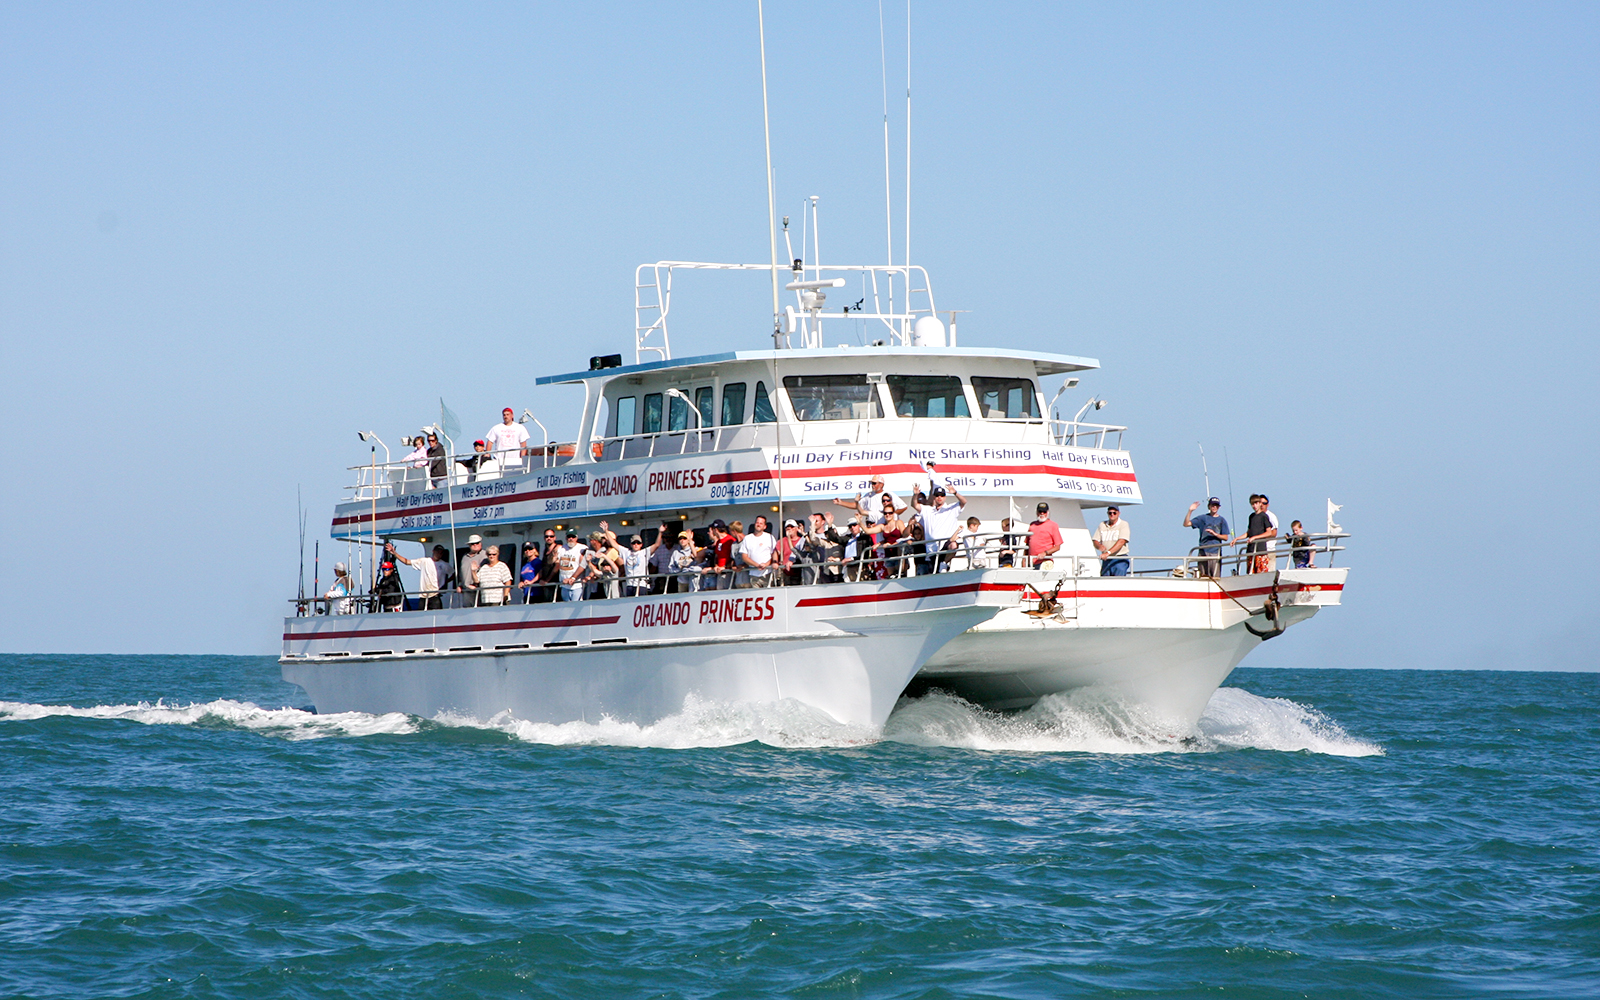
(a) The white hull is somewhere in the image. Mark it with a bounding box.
[282,573,996,728]
[914,567,1348,729]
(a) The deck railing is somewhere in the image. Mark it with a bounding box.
[291,532,1348,616]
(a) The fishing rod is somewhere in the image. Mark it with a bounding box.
[1224,446,1238,572]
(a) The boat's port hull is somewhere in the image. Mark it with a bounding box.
[281,574,996,728]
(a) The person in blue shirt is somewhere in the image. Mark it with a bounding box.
[518,542,542,604]
[1183,498,1230,578]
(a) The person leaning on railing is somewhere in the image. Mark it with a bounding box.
[1027,503,1063,568]
[474,545,514,606]
[1288,520,1315,569]
[325,562,353,615]
[1092,505,1131,577]
[426,432,446,487]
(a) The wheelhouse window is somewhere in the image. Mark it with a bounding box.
[887,375,969,418]
[721,382,747,426]
[972,376,1040,420]
[642,393,664,434]
[782,374,885,421]
[611,396,637,437]
[752,381,776,423]
[694,387,715,428]
[667,393,690,431]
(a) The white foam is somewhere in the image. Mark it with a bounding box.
[1197,687,1384,757]
[881,686,1384,757]
[0,699,416,740]
[0,687,1382,756]
[433,694,880,749]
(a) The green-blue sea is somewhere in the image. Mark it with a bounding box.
[2,654,1596,999]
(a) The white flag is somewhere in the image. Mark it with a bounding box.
[1327,499,1343,535]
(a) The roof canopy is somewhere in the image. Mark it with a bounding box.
[535,346,1099,386]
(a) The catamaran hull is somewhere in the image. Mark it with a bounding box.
[911,568,1347,729]
[281,574,997,729]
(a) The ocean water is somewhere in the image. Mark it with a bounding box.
[1,655,1596,999]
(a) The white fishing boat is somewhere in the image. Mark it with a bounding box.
[282,233,1348,732]
[282,14,1346,732]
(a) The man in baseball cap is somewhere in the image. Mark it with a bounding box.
[1184,497,1230,578]
[484,406,530,473]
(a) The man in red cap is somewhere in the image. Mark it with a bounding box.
[484,407,530,474]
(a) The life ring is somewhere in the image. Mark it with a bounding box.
[552,441,606,461]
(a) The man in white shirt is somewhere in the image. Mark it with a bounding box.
[394,543,447,610]
[1093,506,1132,577]
[621,535,651,597]
[556,532,589,602]
[474,545,514,606]
[737,515,777,588]
[484,407,529,474]
[909,463,967,574]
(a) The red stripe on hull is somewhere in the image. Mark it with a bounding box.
[283,613,622,642]
[794,582,979,608]
[978,582,1344,601]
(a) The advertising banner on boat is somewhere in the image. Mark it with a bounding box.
[331,442,1140,538]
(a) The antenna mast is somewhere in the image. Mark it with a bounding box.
[879,0,893,269]
[904,0,911,271]
[759,0,781,346]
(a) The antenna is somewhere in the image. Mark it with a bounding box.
[878,0,893,270]
[904,0,911,270]
[758,0,781,346]
[1198,443,1210,502]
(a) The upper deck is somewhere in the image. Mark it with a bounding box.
[330,258,1138,541]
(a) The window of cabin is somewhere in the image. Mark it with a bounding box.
[752,381,776,423]
[781,375,885,421]
[611,396,637,437]
[695,386,715,428]
[642,392,664,433]
[667,393,690,431]
[721,382,747,426]
[972,376,1040,420]
[887,375,969,418]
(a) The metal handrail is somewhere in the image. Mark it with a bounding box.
[344,445,587,500]
[291,531,1352,617]
[1047,419,1128,449]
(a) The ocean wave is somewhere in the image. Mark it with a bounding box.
[0,698,416,740]
[0,687,1382,756]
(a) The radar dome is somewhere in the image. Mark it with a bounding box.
[911,315,946,347]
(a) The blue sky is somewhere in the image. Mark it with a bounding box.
[2,2,1595,669]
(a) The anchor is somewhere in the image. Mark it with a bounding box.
[1024,579,1070,622]
[1244,571,1286,641]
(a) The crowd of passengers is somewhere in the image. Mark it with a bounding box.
[320,463,1069,613]
[317,465,1321,612]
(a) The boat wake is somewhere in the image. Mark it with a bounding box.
[1,687,1381,756]
[884,687,1384,757]
[0,698,417,740]
[433,695,881,749]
